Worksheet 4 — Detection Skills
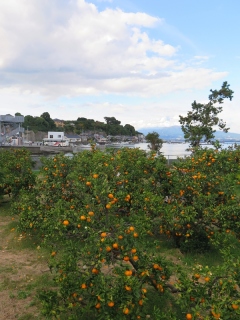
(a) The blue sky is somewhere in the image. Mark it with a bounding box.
[0,0,240,132]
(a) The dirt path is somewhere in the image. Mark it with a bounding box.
[0,205,51,320]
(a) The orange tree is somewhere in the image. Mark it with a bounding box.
[157,146,240,319]
[175,236,240,320]
[158,147,240,253]
[15,148,178,319]
[0,148,35,198]
[14,146,240,319]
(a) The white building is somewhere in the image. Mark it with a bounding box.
[43,132,69,146]
[48,132,64,140]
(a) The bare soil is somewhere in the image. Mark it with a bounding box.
[0,205,50,320]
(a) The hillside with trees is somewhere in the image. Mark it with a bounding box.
[21,113,138,136]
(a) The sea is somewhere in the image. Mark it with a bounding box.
[31,141,240,169]
[136,142,240,159]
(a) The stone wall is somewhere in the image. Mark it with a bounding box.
[22,131,47,142]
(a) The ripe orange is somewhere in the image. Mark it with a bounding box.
[81,283,87,289]
[80,215,86,220]
[232,304,239,310]
[63,220,69,226]
[112,243,119,249]
[123,307,129,314]
[129,226,135,231]
[131,248,137,254]
[86,181,91,186]
[125,270,133,276]
[93,174,99,179]
[108,301,114,307]
[106,246,111,252]
[133,255,139,261]
[186,314,192,320]
[125,285,132,291]
[118,235,123,240]
[108,193,114,199]
[101,232,107,237]
[95,303,101,309]
[106,204,111,209]
[88,211,94,216]
[138,299,143,306]
[123,256,130,261]
[51,251,56,257]
[133,232,139,238]
[92,268,99,274]
[204,276,210,282]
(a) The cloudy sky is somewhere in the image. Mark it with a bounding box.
[1,0,240,132]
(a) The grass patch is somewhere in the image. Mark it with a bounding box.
[145,288,183,319]
[0,197,12,216]
[181,247,223,268]
[0,265,18,274]
[7,233,45,251]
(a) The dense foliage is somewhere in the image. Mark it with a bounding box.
[9,145,240,319]
[0,148,35,198]
[22,112,138,136]
[145,131,163,154]
[179,82,234,147]
[23,112,57,132]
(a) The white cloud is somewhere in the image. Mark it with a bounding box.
[0,0,226,98]
[0,0,236,132]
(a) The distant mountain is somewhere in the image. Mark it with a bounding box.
[138,126,240,141]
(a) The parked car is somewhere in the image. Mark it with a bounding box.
[53,142,62,147]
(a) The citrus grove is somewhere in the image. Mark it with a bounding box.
[0,148,35,198]
[2,144,240,319]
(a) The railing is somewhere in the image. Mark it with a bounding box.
[163,154,192,165]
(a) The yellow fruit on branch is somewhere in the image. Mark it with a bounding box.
[107,301,114,307]
[63,220,69,226]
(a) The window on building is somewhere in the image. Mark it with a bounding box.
[50,135,53,138]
